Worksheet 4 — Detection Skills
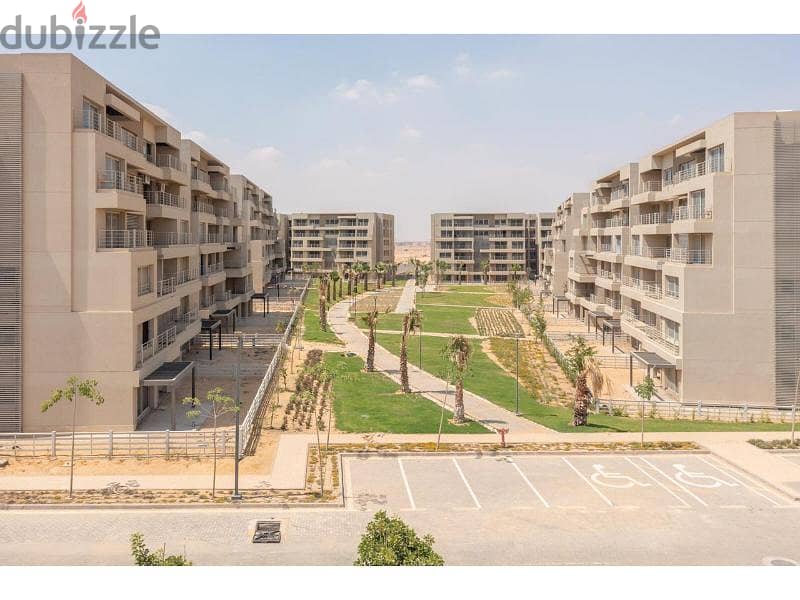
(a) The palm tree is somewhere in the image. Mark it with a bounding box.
[330,271,341,301]
[318,275,329,331]
[40,376,104,498]
[434,259,448,286]
[480,260,491,285]
[409,258,420,283]
[361,309,379,371]
[375,262,387,289]
[399,308,421,393]
[389,262,398,287]
[510,263,523,282]
[418,262,432,291]
[443,335,472,423]
[344,266,353,296]
[565,336,609,426]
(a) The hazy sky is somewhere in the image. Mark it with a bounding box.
[60,35,800,240]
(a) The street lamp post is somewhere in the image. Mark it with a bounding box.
[232,334,243,501]
[515,334,520,415]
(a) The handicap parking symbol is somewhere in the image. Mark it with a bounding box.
[590,464,652,489]
[672,464,738,489]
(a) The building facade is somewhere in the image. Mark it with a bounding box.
[554,112,800,408]
[0,53,285,432]
[544,193,588,295]
[430,212,553,282]
[288,212,395,272]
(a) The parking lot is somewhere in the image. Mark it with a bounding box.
[343,452,793,512]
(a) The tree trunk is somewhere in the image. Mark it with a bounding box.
[319,283,328,331]
[347,278,352,296]
[211,418,217,497]
[400,319,410,393]
[366,325,376,371]
[572,373,590,426]
[453,380,465,423]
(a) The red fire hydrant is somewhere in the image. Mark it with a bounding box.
[497,427,509,448]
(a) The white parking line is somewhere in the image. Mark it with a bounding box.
[698,456,782,507]
[624,457,691,508]
[509,460,550,508]
[452,458,482,509]
[638,457,708,507]
[561,457,613,507]
[397,458,416,511]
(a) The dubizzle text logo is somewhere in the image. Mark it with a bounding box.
[0,3,160,50]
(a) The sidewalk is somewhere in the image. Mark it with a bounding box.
[392,279,417,314]
[329,298,548,434]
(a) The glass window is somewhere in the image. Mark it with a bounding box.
[708,144,724,172]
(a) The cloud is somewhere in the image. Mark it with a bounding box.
[331,79,396,104]
[486,68,518,81]
[399,126,422,140]
[669,114,683,125]
[143,102,175,123]
[406,74,438,89]
[315,157,349,170]
[454,53,472,78]
[455,53,518,83]
[246,145,283,165]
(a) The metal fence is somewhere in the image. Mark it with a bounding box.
[0,278,310,459]
[596,397,796,424]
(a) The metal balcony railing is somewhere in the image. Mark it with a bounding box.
[664,161,706,187]
[631,246,670,259]
[157,277,176,297]
[638,180,662,193]
[622,310,679,354]
[137,326,177,366]
[192,199,215,214]
[144,190,185,209]
[199,233,220,244]
[215,290,233,303]
[156,154,187,172]
[672,206,713,221]
[175,268,199,286]
[666,248,712,265]
[98,170,143,194]
[78,109,145,155]
[152,231,193,246]
[175,309,199,334]
[98,229,153,249]
[634,212,672,225]
[192,168,211,185]
[137,280,152,296]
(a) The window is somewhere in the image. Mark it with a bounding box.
[664,319,680,344]
[708,144,724,173]
[665,276,680,299]
[663,167,673,186]
[137,265,153,296]
[82,99,101,129]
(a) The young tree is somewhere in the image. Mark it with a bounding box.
[399,308,422,393]
[389,261,398,287]
[361,309,379,371]
[182,387,238,497]
[443,335,472,423]
[634,375,657,445]
[434,259,448,286]
[40,376,105,498]
[480,259,491,285]
[318,276,329,331]
[510,263,523,282]
[329,271,340,301]
[409,257,420,283]
[354,511,444,566]
[344,266,353,296]
[130,533,191,566]
[375,262,386,289]
[530,298,548,341]
[565,336,609,427]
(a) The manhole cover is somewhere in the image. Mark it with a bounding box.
[252,521,281,544]
[763,556,797,566]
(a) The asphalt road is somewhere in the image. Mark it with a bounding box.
[2,452,799,566]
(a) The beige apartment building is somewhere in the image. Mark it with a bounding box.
[0,53,285,432]
[288,212,395,272]
[544,193,589,295]
[556,111,800,408]
[430,213,553,282]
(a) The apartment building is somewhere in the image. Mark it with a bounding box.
[556,112,800,408]
[288,212,395,272]
[430,213,553,282]
[0,53,285,432]
[544,193,589,294]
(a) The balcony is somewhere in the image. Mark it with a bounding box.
[672,206,713,222]
[77,109,146,156]
[192,199,216,215]
[98,170,143,195]
[137,325,177,367]
[156,154,187,173]
[201,262,224,276]
[98,229,153,249]
[662,161,719,189]
[622,276,662,299]
[175,268,199,286]
[156,277,176,297]
[199,232,221,244]
[192,168,211,185]
[622,310,679,355]
[152,231,193,246]
[666,248,712,265]
[144,190,185,209]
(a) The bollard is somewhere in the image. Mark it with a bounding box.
[497,427,509,448]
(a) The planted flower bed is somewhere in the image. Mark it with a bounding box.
[475,307,524,337]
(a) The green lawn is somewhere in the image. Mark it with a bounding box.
[301,282,342,345]
[325,353,488,433]
[416,291,501,307]
[376,333,795,433]
[355,304,478,335]
[441,285,503,293]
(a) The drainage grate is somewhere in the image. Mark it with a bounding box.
[252,521,281,543]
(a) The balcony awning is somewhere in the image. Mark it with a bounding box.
[631,351,675,369]
[200,319,221,332]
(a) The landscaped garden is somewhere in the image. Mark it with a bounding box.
[475,307,524,337]
[415,291,501,307]
[301,284,342,345]
[355,304,478,335]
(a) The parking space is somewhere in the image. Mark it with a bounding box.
[343,452,793,513]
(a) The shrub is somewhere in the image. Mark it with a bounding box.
[130,533,191,566]
[354,511,444,566]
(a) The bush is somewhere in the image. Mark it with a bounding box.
[354,511,444,566]
[130,532,191,566]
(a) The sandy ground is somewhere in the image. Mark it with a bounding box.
[395,241,430,264]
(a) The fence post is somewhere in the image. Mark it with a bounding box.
[109,431,114,458]
[51,431,56,458]
[165,429,170,457]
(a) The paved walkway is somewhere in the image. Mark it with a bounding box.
[392,279,417,314]
[329,298,548,433]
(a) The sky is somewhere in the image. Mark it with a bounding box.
[58,35,800,240]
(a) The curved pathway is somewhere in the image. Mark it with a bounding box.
[328,297,550,433]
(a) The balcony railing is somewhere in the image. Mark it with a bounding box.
[634,212,671,226]
[214,206,230,219]
[78,109,145,155]
[672,206,713,221]
[137,280,152,296]
[192,199,215,215]
[597,269,620,281]
[192,168,211,185]
[215,290,233,303]
[610,187,629,201]
[175,268,199,286]
[144,190,185,209]
[98,170,143,194]
[631,246,669,259]
[157,277,176,297]
[622,310,679,355]
[664,161,706,187]
[666,248,712,265]
[622,276,662,299]
[175,310,199,334]
[199,232,220,244]
[152,231,193,246]
[156,154,187,172]
[638,180,662,193]
[137,326,177,367]
[599,216,629,228]
[98,229,153,249]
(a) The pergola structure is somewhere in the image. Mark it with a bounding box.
[251,292,269,317]
[141,361,195,431]
[200,319,222,360]
[599,318,622,353]
[211,308,236,333]
[586,308,611,334]
[551,295,569,316]
[629,351,676,387]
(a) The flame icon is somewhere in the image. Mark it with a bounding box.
[71,1,87,24]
